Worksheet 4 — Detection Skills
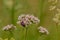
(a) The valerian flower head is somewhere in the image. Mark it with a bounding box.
[38,26,49,35]
[2,24,16,31]
[17,14,40,27]
[18,14,26,21]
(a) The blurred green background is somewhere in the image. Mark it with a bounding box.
[0,0,60,40]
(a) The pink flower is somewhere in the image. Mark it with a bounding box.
[38,26,49,35]
[3,24,16,31]
[17,14,40,27]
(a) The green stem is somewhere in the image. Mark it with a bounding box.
[11,0,15,24]
[39,0,44,17]
[25,27,28,40]
[38,0,45,26]
[8,37,10,40]
[8,35,10,40]
[56,23,58,34]
[56,23,59,40]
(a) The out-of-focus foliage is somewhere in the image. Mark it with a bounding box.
[0,0,60,40]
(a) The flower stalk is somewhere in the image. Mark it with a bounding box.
[17,14,40,40]
[11,0,15,24]
[25,27,28,40]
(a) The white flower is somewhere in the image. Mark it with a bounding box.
[53,8,60,25]
[33,17,40,24]
[52,0,57,4]
[18,14,25,21]
[48,0,58,4]
[17,14,40,27]
[48,0,55,2]
[2,24,16,31]
[57,8,60,13]
[38,26,49,35]
[53,18,59,23]
[49,6,56,11]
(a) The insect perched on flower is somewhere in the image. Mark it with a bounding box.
[38,26,49,35]
[17,14,40,27]
[2,24,16,31]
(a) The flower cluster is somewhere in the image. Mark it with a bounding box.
[2,24,16,31]
[49,5,56,11]
[53,8,60,25]
[17,14,40,27]
[48,0,57,11]
[38,26,49,35]
[48,0,57,4]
